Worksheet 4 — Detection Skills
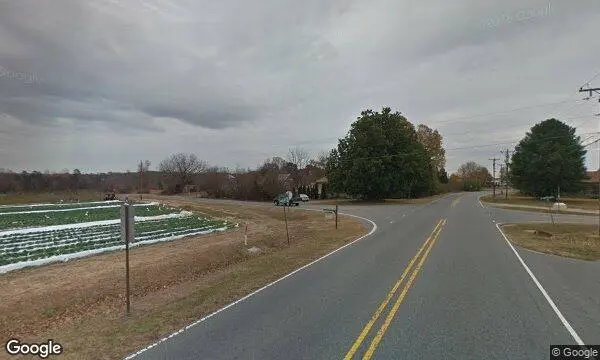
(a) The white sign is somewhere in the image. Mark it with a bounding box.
[120,204,135,243]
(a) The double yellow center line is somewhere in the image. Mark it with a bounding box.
[344,218,447,360]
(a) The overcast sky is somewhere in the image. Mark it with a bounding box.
[1,0,600,174]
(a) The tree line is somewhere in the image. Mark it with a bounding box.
[1,108,588,201]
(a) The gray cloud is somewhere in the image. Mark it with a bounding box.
[1,0,600,173]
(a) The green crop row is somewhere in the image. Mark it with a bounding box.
[0,201,122,214]
[0,205,176,230]
[0,215,231,267]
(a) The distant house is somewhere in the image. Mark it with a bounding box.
[582,171,600,196]
[312,177,328,197]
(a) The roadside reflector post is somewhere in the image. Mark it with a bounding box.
[244,223,248,246]
[120,202,135,316]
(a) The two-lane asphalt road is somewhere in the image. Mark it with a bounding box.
[127,193,599,359]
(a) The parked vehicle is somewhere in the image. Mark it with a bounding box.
[299,194,309,202]
[274,193,299,206]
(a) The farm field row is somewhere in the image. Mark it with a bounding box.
[0,200,232,273]
[0,203,177,230]
[0,200,121,213]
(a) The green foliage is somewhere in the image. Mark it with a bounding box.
[510,119,586,197]
[438,168,449,184]
[327,107,436,200]
[311,186,319,199]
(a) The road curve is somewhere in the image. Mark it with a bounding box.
[126,192,598,359]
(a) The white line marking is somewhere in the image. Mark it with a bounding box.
[123,212,378,359]
[495,223,584,345]
[478,195,485,208]
[519,247,548,256]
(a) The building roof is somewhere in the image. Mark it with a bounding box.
[584,171,600,182]
[314,177,328,184]
[278,173,292,183]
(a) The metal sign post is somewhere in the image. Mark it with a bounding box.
[120,202,135,316]
[323,206,339,229]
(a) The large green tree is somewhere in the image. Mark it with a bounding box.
[510,118,586,197]
[327,107,436,200]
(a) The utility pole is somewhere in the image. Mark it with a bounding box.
[580,86,600,235]
[489,158,500,198]
[502,149,511,200]
[139,160,143,201]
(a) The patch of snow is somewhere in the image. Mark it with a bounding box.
[247,246,262,254]
[0,226,228,274]
[0,213,186,236]
[0,200,121,209]
[179,210,194,216]
[0,204,121,215]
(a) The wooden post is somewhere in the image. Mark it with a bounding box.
[335,205,338,229]
[283,205,290,246]
[121,203,135,316]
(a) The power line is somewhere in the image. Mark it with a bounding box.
[446,131,598,151]
[329,131,599,163]
[581,71,600,89]
[432,99,582,125]
[583,138,600,147]
[440,114,597,138]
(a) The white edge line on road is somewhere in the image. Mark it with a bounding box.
[123,212,378,359]
[477,195,485,208]
[495,222,584,345]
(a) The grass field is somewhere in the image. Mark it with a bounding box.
[502,223,600,261]
[312,193,448,205]
[481,195,600,211]
[0,197,367,360]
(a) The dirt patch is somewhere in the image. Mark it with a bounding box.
[0,197,368,360]
[502,223,600,261]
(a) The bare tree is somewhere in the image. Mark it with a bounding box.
[137,160,151,172]
[287,147,310,170]
[159,153,207,192]
[309,150,329,169]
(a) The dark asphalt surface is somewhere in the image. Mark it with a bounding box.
[129,192,599,360]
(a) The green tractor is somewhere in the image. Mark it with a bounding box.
[274,192,299,207]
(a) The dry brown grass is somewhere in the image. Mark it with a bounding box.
[502,223,600,261]
[481,195,600,211]
[311,193,448,206]
[0,198,367,360]
[490,205,596,217]
[0,190,104,205]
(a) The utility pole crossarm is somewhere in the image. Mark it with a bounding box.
[579,87,600,101]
